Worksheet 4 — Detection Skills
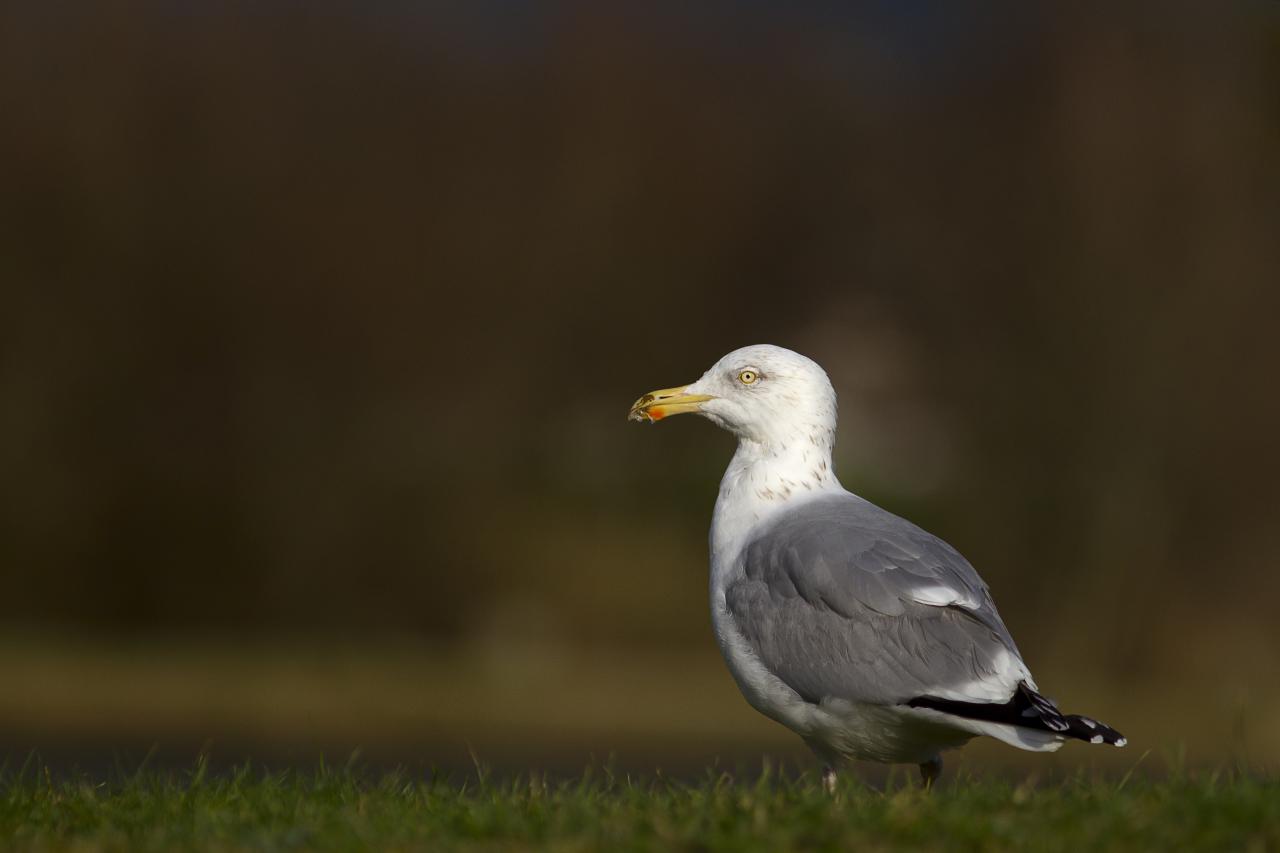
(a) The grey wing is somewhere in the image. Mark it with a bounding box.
[723,493,1030,706]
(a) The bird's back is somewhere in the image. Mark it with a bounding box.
[718,491,1032,708]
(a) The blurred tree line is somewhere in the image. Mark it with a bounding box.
[1,3,1277,688]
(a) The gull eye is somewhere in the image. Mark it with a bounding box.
[738,370,758,385]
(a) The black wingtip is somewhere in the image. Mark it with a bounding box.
[907,681,1126,746]
[1063,713,1127,747]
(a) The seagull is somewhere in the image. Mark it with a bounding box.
[629,344,1125,788]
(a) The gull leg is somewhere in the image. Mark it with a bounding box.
[821,765,838,795]
[919,755,943,788]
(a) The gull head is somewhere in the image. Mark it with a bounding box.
[628,344,837,448]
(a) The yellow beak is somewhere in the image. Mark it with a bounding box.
[628,385,714,423]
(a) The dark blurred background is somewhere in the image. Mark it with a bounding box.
[1,2,1278,776]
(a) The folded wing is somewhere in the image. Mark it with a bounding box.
[723,493,1032,707]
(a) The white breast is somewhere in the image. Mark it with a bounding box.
[706,440,842,737]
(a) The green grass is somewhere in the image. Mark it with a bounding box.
[0,761,1276,852]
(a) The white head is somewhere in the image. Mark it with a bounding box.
[629,344,837,451]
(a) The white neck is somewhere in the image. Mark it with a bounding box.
[709,434,842,578]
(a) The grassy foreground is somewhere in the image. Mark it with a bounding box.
[0,763,1276,852]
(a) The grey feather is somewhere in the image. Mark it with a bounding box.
[724,492,1025,706]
